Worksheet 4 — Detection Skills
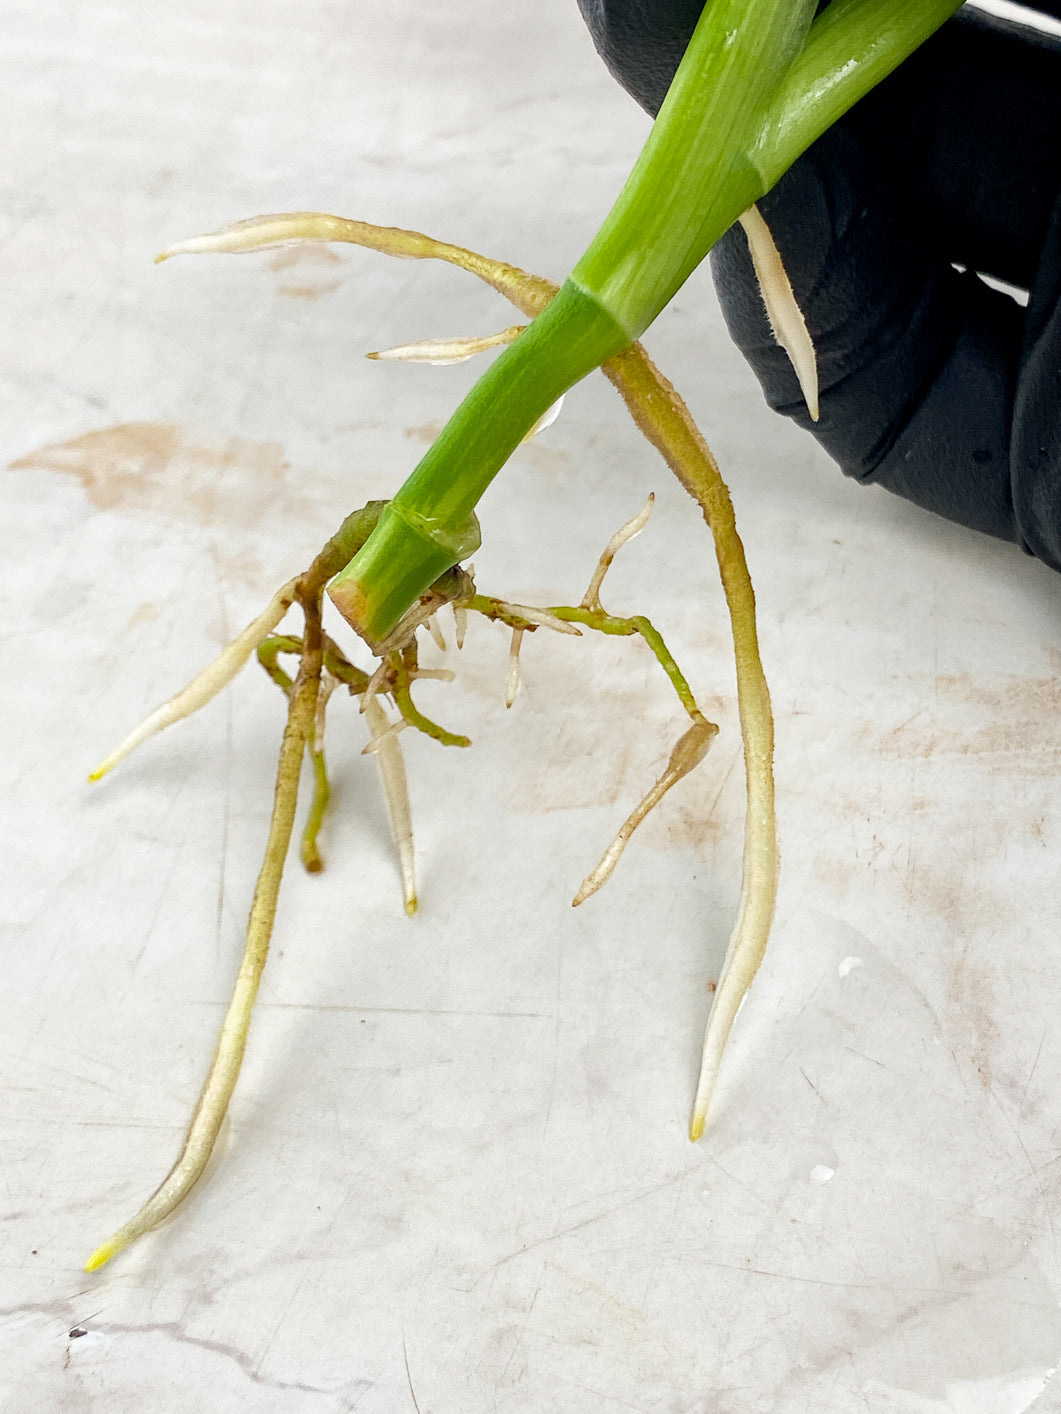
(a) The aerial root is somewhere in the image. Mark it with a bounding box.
[505,628,525,708]
[738,205,819,421]
[364,697,417,916]
[88,577,299,782]
[573,720,718,906]
[368,326,525,365]
[581,494,654,613]
[85,592,325,1270]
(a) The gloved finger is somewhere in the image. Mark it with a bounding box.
[578,2,1061,288]
[843,10,1061,290]
[576,0,708,117]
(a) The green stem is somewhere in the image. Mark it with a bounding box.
[329,281,626,641]
[757,0,964,186]
[570,0,816,336]
[334,0,961,643]
[391,646,471,748]
[547,606,708,727]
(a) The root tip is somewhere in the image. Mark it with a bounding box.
[404,895,418,917]
[688,1114,705,1143]
[84,1238,119,1272]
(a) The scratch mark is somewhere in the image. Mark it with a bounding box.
[552,1371,647,1412]
[252,1268,311,1380]
[988,1081,1057,1245]
[488,1176,680,1274]
[540,931,563,1140]
[1019,1028,1047,1118]
[841,1045,888,1070]
[131,839,186,979]
[497,1265,545,1387]
[0,1295,99,1338]
[947,1150,1061,1221]
[402,1329,423,1414]
[799,1067,826,1104]
[91,1320,340,1394]
[704,1154,773,1210]
[664,1256,961,1295]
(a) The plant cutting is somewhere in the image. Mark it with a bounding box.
[83,0,964,1269]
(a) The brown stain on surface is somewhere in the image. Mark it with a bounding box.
[9,422,309,530]
[406,421,445,445]
[880,672,1061,775]
[943,948,1001,1092]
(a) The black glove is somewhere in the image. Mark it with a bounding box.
[577,1,1061,572]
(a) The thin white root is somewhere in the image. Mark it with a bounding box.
[312,671,339,754]
[373,593,463,656]
[491,600,581,636]
[453,604,468,650]
[153,213,559,321]
[156,213,369,262]
[426,615,446,652]
[359,658,390,714]
[88,577,300,782]
[689,817,779,1139]
[522,394,564,442]
[505,628,524,708]
[581,494,654,612]
[367,326,524,365]
[573,721,717,906]
[739,205,819,422]
[410,668,455,684]
[361,717,409,754]
[364,697,417,916]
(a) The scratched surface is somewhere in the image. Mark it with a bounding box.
[4,2,1061,1410]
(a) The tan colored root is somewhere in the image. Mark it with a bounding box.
[85,606,323,1270]
[157,212,780,1142]
[573,721,718,906]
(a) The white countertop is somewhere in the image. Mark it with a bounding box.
[4,2,1061,1409]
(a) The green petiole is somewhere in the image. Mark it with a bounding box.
[332,0,963,643]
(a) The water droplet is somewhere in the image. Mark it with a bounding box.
[838,955,863,979]
[809,1164,836,1186]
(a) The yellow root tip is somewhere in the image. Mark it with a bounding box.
[688,1114,705,1143]
[84,1238,121,1272]
[404,896,418,917]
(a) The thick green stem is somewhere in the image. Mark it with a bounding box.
[570,0,816,335]
[333,0,962,644]
[330,281,627,641]
[757,0,964,186]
